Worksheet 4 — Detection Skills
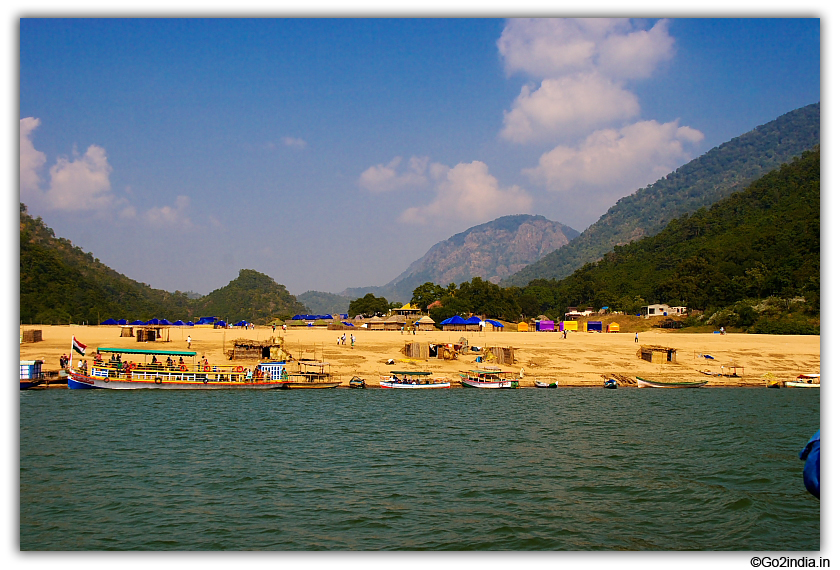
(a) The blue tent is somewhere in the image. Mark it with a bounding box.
[117,319,128,325]
[440,315,467,325]
[293,314,333,321]
[146,318,160,325]
[215,321,227,328]
[485,319,504,328]
[465,316,482,325]
[196,316,217,325]
[159,319,172,325]
[100,318,118,325]
[186,321,195,326]
[233,320,248,327]
[173,320,186,326]
[342,322,354,327]
[130,320,145,325]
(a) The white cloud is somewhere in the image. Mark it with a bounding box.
[497,18,676,144]
[45,144,114,211]
[145,195,193,228]
[501,72,640,144]
[358,156,429,193]
[20,117,47,197]
[282,136,307,149]
[524,119,704,196]
[400,161,533,225]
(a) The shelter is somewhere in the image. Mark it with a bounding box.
[562,321,578,332]
[517,321,529,332]
[637,345,678,364]
[368,316,385,331]
[608,322,620,333]
[485,319,505,331]
[537,320,555,332]
[464,316,482,332]
[414,315,436,331]
[137,326,169,342]
[227,339,288,361]
[441,315,468,331]
[120,326,134,337]
[587,321,603,332]
[21,329,42,343]
[384,314,407,331]
[401,342,429,360]
[481,346,516,365]
[394,303,421,317]
[100,318,119,325]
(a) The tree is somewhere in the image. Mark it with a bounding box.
[348,293,391,318]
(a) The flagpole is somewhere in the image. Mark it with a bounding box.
[69,336,73,370]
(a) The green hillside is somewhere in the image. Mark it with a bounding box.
[20,204,306,325]
[504,102,820,286]
[516,147,820,332]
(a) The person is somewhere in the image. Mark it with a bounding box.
[720,326,726,335]
[337,336,341,345]
[179,357,184,365]
[351,334,355,348]
[635,332,638,343]
[282,324,287,332]
[151,355,157,365]
[187,335,191,349]
[341,333,346,345]
[272,324,276,333]
[563,329,567,339]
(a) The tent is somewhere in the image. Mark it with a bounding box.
[587,321,603,332]
[485,319,505,331]
[146,318,160,325]
[158,319,172,325]
[537,320,555,332]
[173,320,186,326]
[233,320,249,327]
[608,322,620,332]
[518,321,529,332]
[117,319,128,325]
[563,321,578,331]
[441,315,468,331]
[100,318,118,325]
[130,320,145,325]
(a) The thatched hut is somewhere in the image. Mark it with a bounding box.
[637,345,677,364]
[401,342,430,360]
[226,338,288,361]
[368,316,385,331]
[384,314,407,331]
[414,315,436,331]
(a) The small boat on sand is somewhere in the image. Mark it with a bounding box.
[636,376,708,388]
[534,380,557,388]
[460,367,519,389]
[379,370,450,388]
[785,374,820,388]
[603,378,619,389]
[348,376,366,388]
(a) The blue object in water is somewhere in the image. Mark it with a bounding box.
[800,430,820,499]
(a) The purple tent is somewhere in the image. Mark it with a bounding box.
[537,320,555,332]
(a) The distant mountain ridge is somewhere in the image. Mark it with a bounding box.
[503,102,821,286]
[341,214,579,302]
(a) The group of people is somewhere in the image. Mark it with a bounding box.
[336,333,356,348]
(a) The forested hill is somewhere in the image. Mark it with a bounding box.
[519,147,819,332]
[19,204,308,324]
[504,102,820,287]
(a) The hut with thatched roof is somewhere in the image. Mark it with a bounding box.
[367,316,385,331]
[637,345,677,364]
[414,315,436,331]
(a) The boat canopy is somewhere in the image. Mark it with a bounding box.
[389,370,432,375]
[95,347,197,357]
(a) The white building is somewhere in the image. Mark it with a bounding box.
[643,304,687,317]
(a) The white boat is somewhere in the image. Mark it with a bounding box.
[459,367,519,389]
[636,376,708,388]
[785,374,820,388]
[379,370,450,389]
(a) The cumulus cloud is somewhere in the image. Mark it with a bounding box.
[20,117,47,196]
[45,144,114,211]
[145,195,193,228]
[498,18,676,144]
[524,119,704,196]
[400,161,533,225]
[282,136,307,149]
[358,156,430,193]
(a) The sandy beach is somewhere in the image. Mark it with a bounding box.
[19,324,820,387]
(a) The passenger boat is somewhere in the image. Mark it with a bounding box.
[603,378,619,389]
[785,374,820,388]
[459,367,519,389]
[280,360,341,389]
[348,376,366,388]
[534,380,558,388]
[20,360,45,390]
[68,347,291,389]
[636,376,708,388]
[379,370,450,388]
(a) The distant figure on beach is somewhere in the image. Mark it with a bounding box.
[341,333,346,345]
[562,330,567,339]
[282,324,287,332]
[635,332,638,343]
[337,336,341,345]
[720,326,726,335]
[187,335,191,349]
[351,334,355,348]
[272,324,276,333]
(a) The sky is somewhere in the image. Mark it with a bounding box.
[18,15,821,296]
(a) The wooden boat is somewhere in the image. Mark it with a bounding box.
[636,376,708,388]
[348,376,366,388]
[20,360,45,390]
[459,367,519,389]
[603,378,619,389]
[534,380,557,388]
[379,370,450,389]
[785,374,820,388]
[68,347,291,389]
[280,360,340,389]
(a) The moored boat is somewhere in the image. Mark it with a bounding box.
[280,360,341,389]
[534,380,557,388]
[603,378,619,389]
[785,374,820,388]
[459,367,519,389]
[348,376,366,388]
[636,376,708,388]
[68,347,290,389]
[20,360,45,390]
[379,370,450,389]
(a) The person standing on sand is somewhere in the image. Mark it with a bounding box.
[187,335,191,349]
[635,332,638,343]
[351,334,355,349]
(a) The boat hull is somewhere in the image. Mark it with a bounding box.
[636,377,708,388]
[68,370,287,390]
[784,382,820,388]
[379,379,450,389]
[279,381,340,389]
[534,381,557,388]
[460,378,518,389]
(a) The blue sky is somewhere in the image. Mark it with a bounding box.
[18,16,821,296]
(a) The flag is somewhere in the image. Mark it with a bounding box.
[72,336,87,356]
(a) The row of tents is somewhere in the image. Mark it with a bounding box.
[100,318,253,328]
[522,320,620,332]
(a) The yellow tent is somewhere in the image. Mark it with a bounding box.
[563,321,578,331]
[518,321,529,332]
[608,322,620,332]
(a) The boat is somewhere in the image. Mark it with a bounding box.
[636,376,708,388]
[68,347,292,389]
[785,374,820,388]
[603,378,619,389]
[534,380,558,388]
[20,360,45,390]
[379,370,450,389]
[459,367,519,389]
[348,376,366,388]
[280,360,341,389]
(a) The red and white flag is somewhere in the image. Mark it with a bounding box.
[72,336,87,356]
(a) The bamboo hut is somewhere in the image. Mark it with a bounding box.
[384,314,407,331]
[226,338,289,361]
[367,316,385,331]
[637,345,678,364]
[414,315,436,331]
[481,346,516,366]
[21,330,42,343]
[401,342,430,360]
